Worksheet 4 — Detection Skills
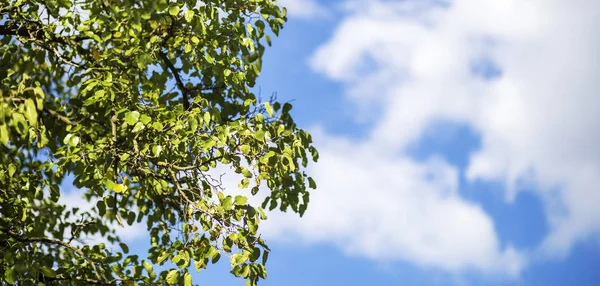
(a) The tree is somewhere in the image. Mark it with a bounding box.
[0,0,318,284]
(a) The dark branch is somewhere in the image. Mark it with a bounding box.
[0,22,91,61]
[2,229,103,281]
[159,51,190,110]
[0,23,71,46]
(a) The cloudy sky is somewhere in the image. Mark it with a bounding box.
[66,0,600,285]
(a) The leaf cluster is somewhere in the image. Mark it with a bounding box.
[0,0,317,285]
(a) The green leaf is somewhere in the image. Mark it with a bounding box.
[126,211,136,224]
[166,269,180,284]
[172,253,182,264]
[262,250,270,265]
[70,136,80,147]
[212,251,221,264]
[230,253,246,266]
[5,267,16,284]
[63,133,73,145]
[40,266,56,278]
[205,53,215,63]
[241,145,251,154]
[283,103,293,113]
[255,113,264,122]
[96,200,106,215]
[235,195,248,206]
[152,145,163,157]
[264,102,273,117]
[204,112,211,126]
[113,184,127,193]
[241,168,252,178]
[32,87,45,110]
[143,260,153,273]
[0,124,9,146]
[157,251,170,264]
[95,89,105,99]
[125,111,140,125]
[255,130,265,141]
[103,179,115,192]
[8,164,16,177]
[11,112,26,135]
[308,177,317,189]
[238,178,250,189]
[140,114,152,125]
[222,196,232,210]
[194,261,204,272]
[24,98,38,126]
[184,10,194,22]
[184,272,192,286]
[152,121,164,131]
[266,35,272,46]
[132,121,145,133]
[257,264,267,279]
[120,243,129,254]
[249,247,260,262]
[169,6,180,16]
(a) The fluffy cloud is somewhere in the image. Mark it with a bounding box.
[260,129,525,276]
[259,0,600,277]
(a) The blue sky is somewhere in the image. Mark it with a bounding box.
[188,0,600,284]
[215,1,600,285]
[61,0,600,285]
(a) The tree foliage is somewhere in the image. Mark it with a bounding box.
[0,0,318,284]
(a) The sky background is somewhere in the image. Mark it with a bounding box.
[63,0,600,285]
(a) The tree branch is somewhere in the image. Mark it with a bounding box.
[154,155,224,171]
[3,229,103,281]
[159,51,190,110]
[46,108,76,125]
[0,22,91,62]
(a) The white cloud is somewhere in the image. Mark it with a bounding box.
[206,146,524,275]
[276,0,328,19]
[259,0,600,277]
[260,129,525,276]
